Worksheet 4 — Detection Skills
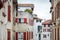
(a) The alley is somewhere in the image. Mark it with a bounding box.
[0,0,60,40]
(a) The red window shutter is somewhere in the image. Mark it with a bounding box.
[7,30,11,40]
[30,32,33,39]
[29,32,30,39]
[8,5,11,22]
[24,18,27,23]
[23,32,26,40]
[44,24,46,27]
[31,20,34,26]
[48,24,50,27]
[0,1,3,9]
[16,32,18,40]
[15,18,18,22]
[29,19,34,26]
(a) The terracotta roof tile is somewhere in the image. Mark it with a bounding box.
[42,20,52,25]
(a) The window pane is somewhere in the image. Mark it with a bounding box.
[47,29,50,32]
[36,20,38,22]
[38,26,42,32]
[43,29,46,32]
[44,24,46,27]
[43,34,46,38]
[48,24,50,27]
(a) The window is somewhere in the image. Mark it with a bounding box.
[43,29,46,32]
[48,24,50,27]
[47,29,50,32]
[40,20,41,22]
[18,32,23,39]
[44,24,46,27]
[36,20,41,22]
[36,20,39,22]
[48,34,49,36]
[38,26,42,32]
[43,34,46,38]
[39,34,41,40]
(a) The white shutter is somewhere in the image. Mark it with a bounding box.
[21,18,24,23]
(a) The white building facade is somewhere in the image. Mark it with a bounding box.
[0,0,18,40]
[14,4,34,40]
[33,14,42,40]
[41,20,52,40]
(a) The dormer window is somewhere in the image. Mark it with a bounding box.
[44,24,46,27]
[48,24,50,27]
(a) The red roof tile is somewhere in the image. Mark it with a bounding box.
[42,20,52,25]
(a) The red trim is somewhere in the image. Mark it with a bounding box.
[7,30,11,40]
[24,18,27,23]
[23,32,26,40]
[48,24,50,27]
[16,32,18,40]
[27,31,28,40]
[8,5,11,22]
[29,32,30,40]
[15,18,18,22]
[44,24,46,27]
[29,19,34,26]
[0,1,3,9]
[31,32,33,38]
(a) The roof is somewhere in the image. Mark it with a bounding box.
[33,17,42,20]
[18,4,34,8]
[42,20,52,25]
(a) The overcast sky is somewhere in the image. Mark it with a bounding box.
[18,0,51,20]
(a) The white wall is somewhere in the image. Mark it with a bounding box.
[15,12,33,32]
[18,12,33,19]
[33,19,42,40]
[41,32,51,40]
[41,24,51,40]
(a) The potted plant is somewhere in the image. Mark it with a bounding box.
[24,9,32,14]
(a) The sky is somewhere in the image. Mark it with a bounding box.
[18,0,51,20]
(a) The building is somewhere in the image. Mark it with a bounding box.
[0,0,18,40]
[33,14,42,40]
[41,20,52,40]
[50,0,60,40]
[14,4,34,40]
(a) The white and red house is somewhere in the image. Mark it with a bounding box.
[41,20,52,40]
[0,0,18,40]
[14,4,34,40]
[0,1,34,40]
